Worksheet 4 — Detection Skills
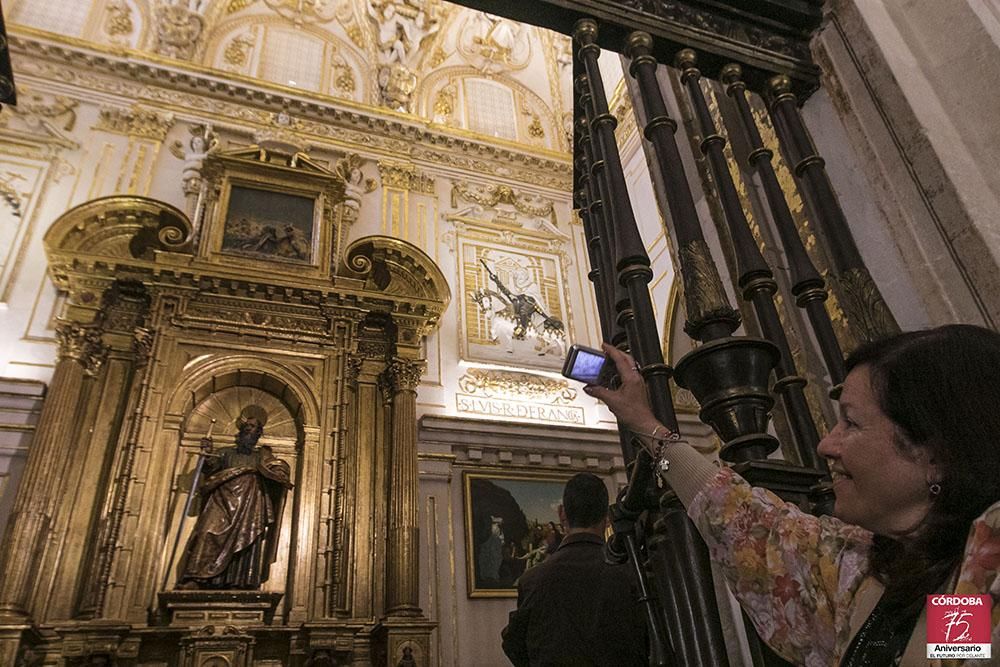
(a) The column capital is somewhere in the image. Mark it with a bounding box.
[384,358,425,394]
[55,321,107,373]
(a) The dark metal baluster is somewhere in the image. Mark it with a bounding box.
[576,20,732,666]
[765,75,899,345]
[623,31,779,465]
[673,50,823,471]
[721,64,846,388]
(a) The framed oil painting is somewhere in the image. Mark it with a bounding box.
[221,184,317,264]
[464,471,570,598]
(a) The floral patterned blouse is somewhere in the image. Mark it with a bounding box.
[687,467,1000,666]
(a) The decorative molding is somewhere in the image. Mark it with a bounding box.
[455,0,821,95]
[457,367,576,405]
[9,34,572,192]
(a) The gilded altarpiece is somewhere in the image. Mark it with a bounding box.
[0,146,450,667]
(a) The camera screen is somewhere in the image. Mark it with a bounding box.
[570,349,606,384]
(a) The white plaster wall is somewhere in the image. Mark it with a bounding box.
[814,0,1000,328]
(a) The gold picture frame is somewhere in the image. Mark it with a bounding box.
[463,470,571,598]
[220,183,318,264]
[200,147,347,279]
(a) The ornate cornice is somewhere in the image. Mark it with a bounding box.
[9,32,573,192]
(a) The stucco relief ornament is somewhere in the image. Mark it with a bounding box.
[458,12,529,73]
[254,109,310,154]
[264,0,337,25]
[367,0,440,111]
[333,153,376,214]
[153,1,206,60]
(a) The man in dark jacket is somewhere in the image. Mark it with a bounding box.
[501,472,648,666]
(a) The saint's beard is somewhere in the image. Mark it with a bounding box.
[235,427,261,453]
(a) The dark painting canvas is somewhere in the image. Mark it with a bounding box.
[222,185,316,263]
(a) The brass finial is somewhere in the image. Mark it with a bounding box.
[674,48,698,71]
[720,63,743,85]
[624,31,653,58]
[767,74,793,97]
[573,18,598,40]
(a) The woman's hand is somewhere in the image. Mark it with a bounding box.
[583,343,661,437]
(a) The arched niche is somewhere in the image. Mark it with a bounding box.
[157,355,321,599]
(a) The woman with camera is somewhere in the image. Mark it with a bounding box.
[584,325,1000,665]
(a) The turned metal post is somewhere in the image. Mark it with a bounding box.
[673,50,823,471]
[721,65,846,388]
[766,75,899,345]
[575,131,638,466]
[576,20,734,667]
[624,31,779,464]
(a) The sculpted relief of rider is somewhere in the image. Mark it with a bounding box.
[472,259,566,357]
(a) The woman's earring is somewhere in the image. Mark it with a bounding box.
[929,482,942,496]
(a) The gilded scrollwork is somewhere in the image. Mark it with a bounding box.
[451,182,557,226]
[223,33,255,69]
[378,160,435,194]
[104,0,135,39]
[457,368,577,405]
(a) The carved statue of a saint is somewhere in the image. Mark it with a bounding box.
[177,406,292,590]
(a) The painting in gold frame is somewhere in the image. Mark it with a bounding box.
[464,470,570,598]
[220,184,318,264]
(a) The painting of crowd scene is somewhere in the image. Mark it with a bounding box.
[221,185,316,263]
[464,472,569,597]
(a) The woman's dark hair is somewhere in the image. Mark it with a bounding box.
[845,324,1000,614]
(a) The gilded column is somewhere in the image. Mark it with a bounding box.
[383,357,425,616]
[0,321,104,621]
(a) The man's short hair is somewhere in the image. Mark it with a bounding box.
[562,472,609,528]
